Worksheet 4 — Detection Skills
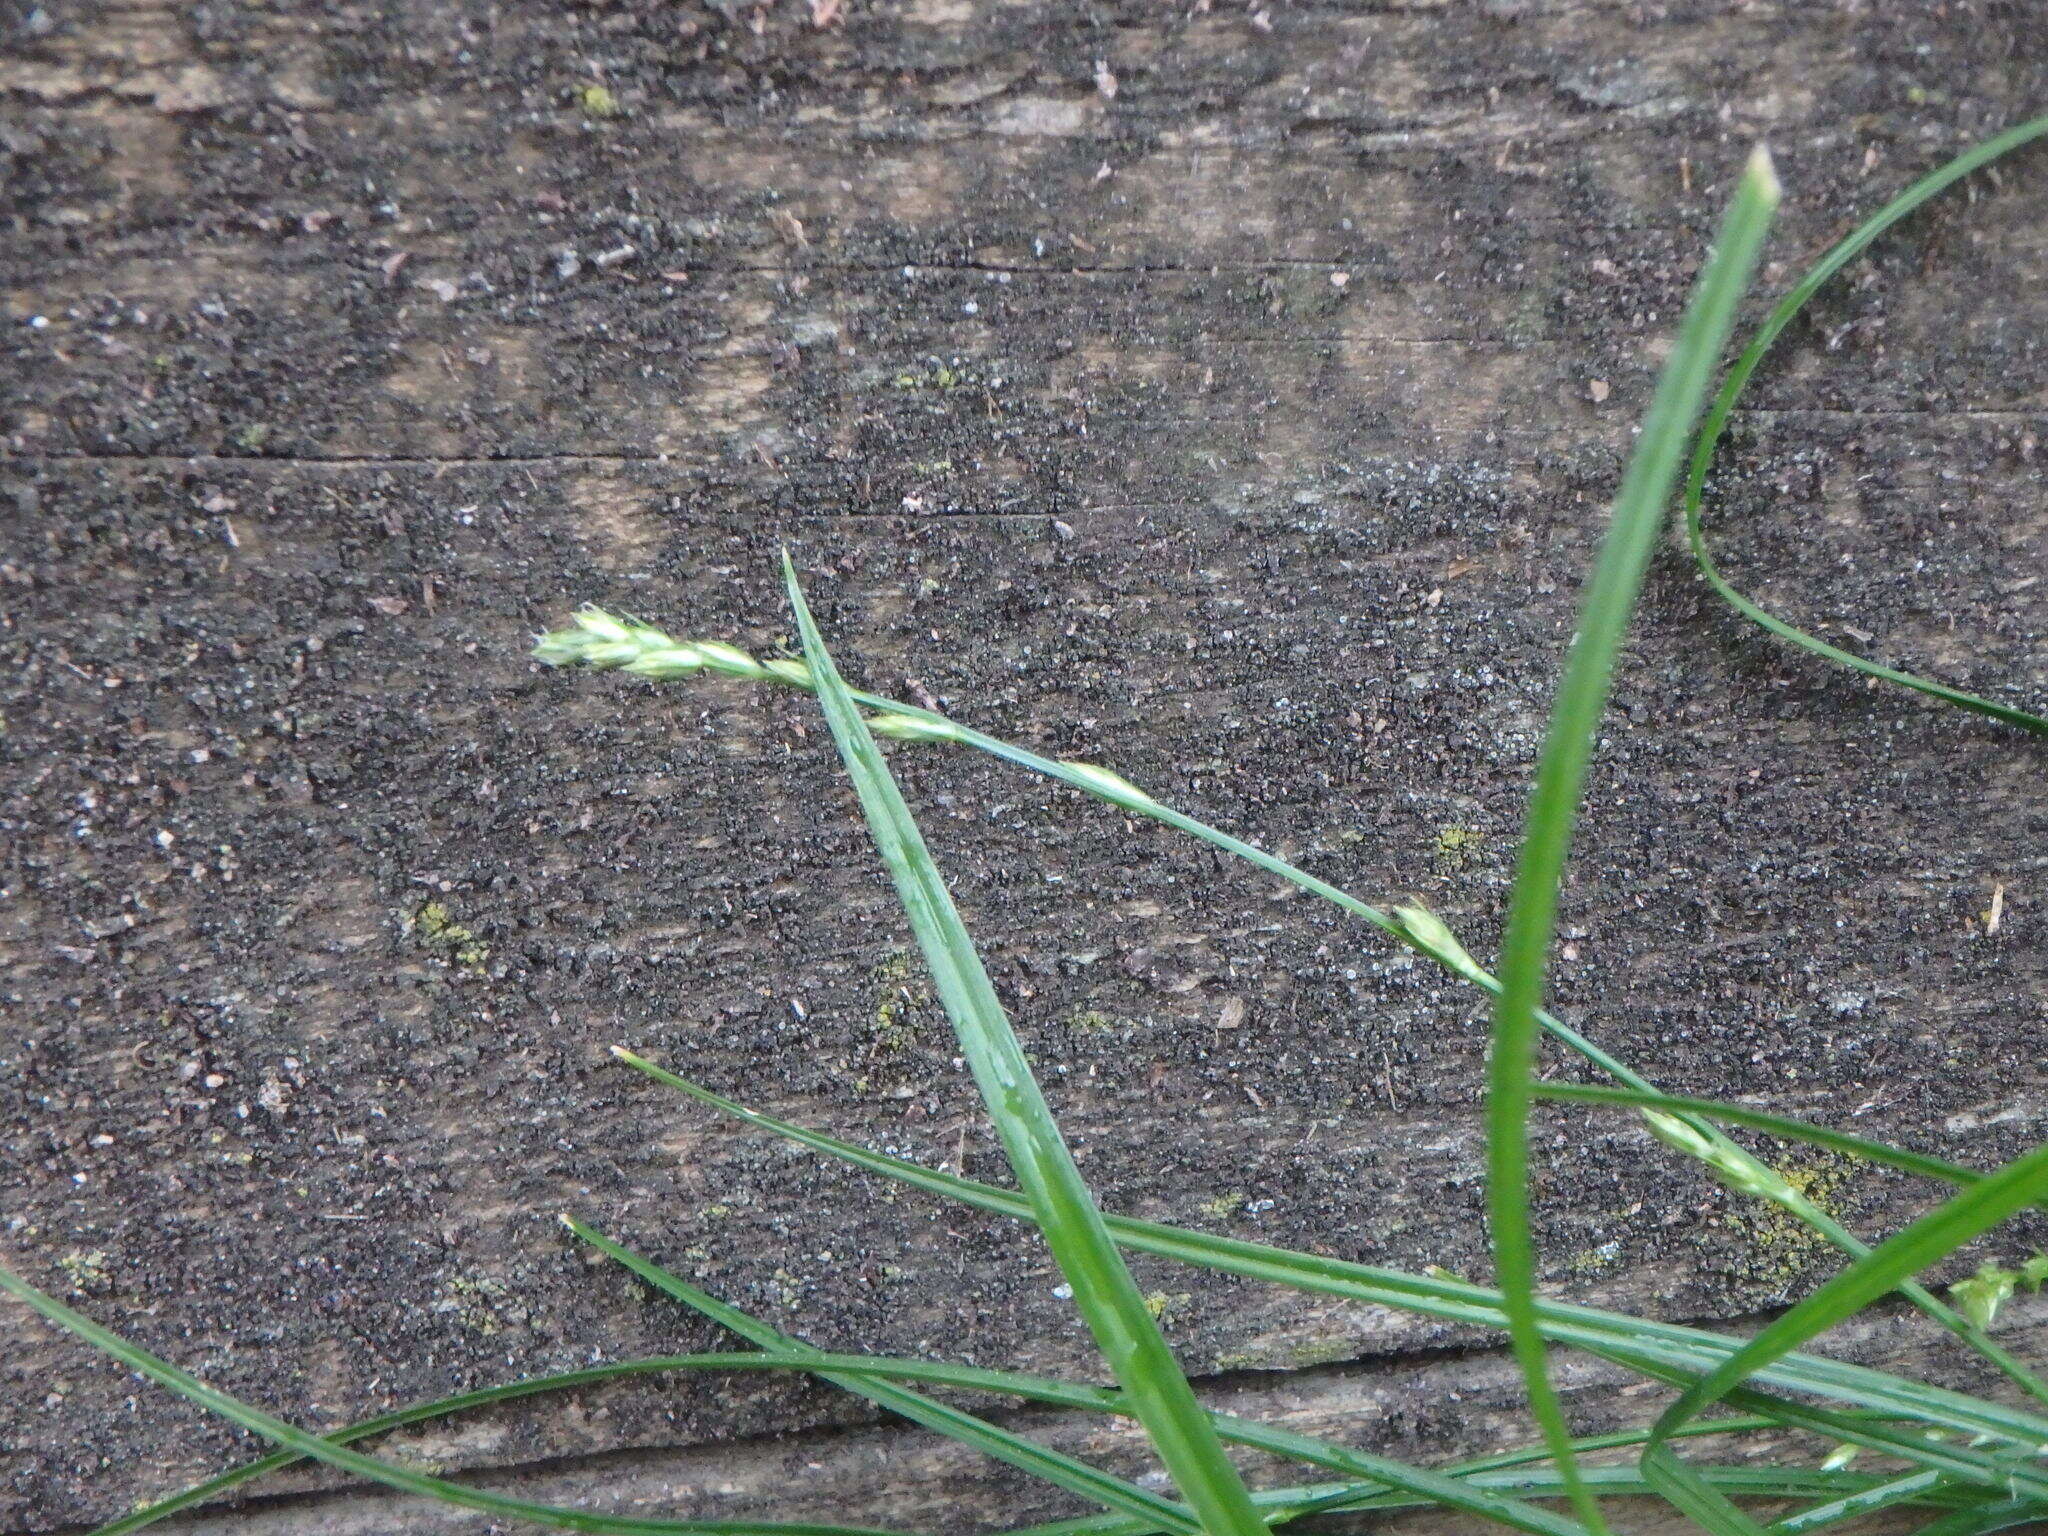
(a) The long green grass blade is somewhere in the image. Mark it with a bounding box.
[1532,1083,1992,1191]
[1901,1502,2048,1536]
[0,1265,914,1536]
[1601,1349,2048,1508]
[580,613,2048,1409]
[1680,115,2048,735]
[777,555,1266,1536]
[1488,144,1780,1536]
[1770,1471,1960,1536]
[1538,1084,2048,1409]
[563,1217,1198,1535]
[991,1461,1982,1536]
[542,608,1844,1295]
[1641,1137,2048,1511]
[614,1054,2048,1456]
[82,1353,916,1536]
[83,1349,1784,1536]
[571,1219,1587,1536]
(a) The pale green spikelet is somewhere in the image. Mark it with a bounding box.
[534,608,771,684]
[571,607,633,643]
[1641,1109,1799,1206]
[690,641,771,680]
[762,657,815,687]
[1820,1443,1859,1472]
[869,712,962,743]
[1641,1109,1719,1163]
[1062,761,1156,808]
[1951,1262,2019,1331]
[623,645,708,680]
[1389,903,1490,986]
[532,628,596,666]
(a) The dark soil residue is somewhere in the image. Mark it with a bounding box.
[3,2,2046,1530]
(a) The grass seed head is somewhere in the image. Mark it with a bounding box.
[869,712,962,743]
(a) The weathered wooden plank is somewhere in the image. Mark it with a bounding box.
[5,1,2046,1530]
[63,1299,2048,1536]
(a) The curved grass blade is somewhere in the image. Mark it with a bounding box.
[83,1353,912,1536]
[1600,1348,2048,1509]
[81,1357,1778,1536]
[1536,1084,2048,1410]
[1900,1503,2048,1536]
[1680,115,2048,736]
[569,618,2048,1419]
[777,554,1267,1536]
[562,1217,1197,1535]
[0,1265,915,1536]
[612,1053,2048,1457]
[1639,1137,2048,1516]
[1488,144,1780,1536]
[992,1462,1979,1536]
[1531,1083,1991,1191]
[1770,1471,1963,1536]
[570,1219,1588,1536]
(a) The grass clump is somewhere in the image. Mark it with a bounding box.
[7,120,2048,1536]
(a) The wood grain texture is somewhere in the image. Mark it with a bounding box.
[3,1,2045,1530]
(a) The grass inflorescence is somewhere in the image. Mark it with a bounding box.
[7,123,2048,1536]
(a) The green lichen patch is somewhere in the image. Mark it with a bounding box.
[409,900,489,972]
[1432,823,1479,869]
[1705,1151,1861,1299]
[1062,1008,1128,1033]
[57,1249,112,1296]
[431,1275,526,1337]
[869,948,927,1054]
[1143,1290,1191,1322]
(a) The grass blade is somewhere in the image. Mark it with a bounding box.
[0,1265,916,1536]
[541,607,1843,1293]
[1531,1083,1996,1191]
[563,1217,1199,1535]
[83,1354,935,1536]
[570,1219,1588,1536]
[1605,1353,2048,1507]
[1538,1086,2048,1412]
[988,1462,1983,1536]
[1769,1471,1962,1536]
[1899,1503,2048,1536]
[1680,115,2048,736]
[1487,144,1780,1535]
[613,1054,2048,1456]
[82,1344,1779,1536]
[776,554,1267,1536]
[1640,1137,2048,1507]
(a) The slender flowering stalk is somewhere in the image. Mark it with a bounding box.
[535,600,2048,1411]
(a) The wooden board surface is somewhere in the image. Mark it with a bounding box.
[4,2,2046,1530]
